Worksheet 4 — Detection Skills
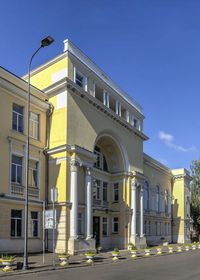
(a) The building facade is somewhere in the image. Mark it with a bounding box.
[0,39,191,254]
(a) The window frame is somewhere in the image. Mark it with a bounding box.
[29,112,40,140]
[12,103,24,133]
[10,209,22,238]
[112,217,119,234]
[31,211,39,238]
[113,183,119,202]
[11,155,23,185]
[102,217,108,236]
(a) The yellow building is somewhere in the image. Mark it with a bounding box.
[0,39,191,254]
[0,67,49,252]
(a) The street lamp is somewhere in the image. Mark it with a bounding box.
[23,36,54,270]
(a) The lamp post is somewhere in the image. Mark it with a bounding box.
[23,36,54,270]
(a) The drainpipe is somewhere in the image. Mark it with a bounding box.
[43,102,54,250]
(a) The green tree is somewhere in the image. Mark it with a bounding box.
[190,160,200,232]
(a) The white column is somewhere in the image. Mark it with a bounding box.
[103,90,106,106]
[85,167,93,239]
[70,160,79,239]
[140,186,144,237]
[131,182,137,236]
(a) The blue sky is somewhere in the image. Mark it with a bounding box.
[0,0,199,170]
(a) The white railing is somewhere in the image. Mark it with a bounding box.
[11,183,39,198]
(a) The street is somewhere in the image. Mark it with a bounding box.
[4,250,200,280]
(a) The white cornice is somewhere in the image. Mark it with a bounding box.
[143,153,172,176]
[0,70,49,111]
[66,79,148,141]
[63,39,143,115]
[46,144,97,162]
[22,52,67,80]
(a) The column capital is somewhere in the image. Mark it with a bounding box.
[70,160,80,172]
[85,166,93,176]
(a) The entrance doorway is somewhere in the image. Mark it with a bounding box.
[93,216,100,247]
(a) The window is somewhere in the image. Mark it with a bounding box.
[31,211,39,237]
[144,181,150,210]
[29,160,38,188]
[103,182,108,202]
[12,103,24,133]
[11,209,22,237]
[94,146,108,172]
[113,183,119,202]
[102,217,108,236]
[11,155,23,184]
[93,180,101,200]
[78,213,84,235]
[112,217,119,233]
[165,190,169,214]
[74,67,87,91]
[30,112,40,140]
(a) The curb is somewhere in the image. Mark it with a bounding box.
[0,249,198,277]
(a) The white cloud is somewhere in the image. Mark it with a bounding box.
[158,131,197,152]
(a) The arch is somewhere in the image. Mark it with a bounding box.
[93,130,129,172]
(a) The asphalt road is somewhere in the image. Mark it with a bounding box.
[5,251,200,280]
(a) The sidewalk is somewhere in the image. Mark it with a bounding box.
[0,246,192,277]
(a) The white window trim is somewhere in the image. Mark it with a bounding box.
[12,104,24,133]
[73,66,88,92]
[30,112,40,140]
[113,183,119,202]
[31,211,40,238]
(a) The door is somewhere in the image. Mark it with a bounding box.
[93,216,100,247]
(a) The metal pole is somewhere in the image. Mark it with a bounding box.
[23,46,42,270]
[43,201,45,265]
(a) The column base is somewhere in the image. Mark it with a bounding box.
[68,237,96,255]
[130,234,147,249]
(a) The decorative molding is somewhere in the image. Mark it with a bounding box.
[65,78,148,141]
[63,39,143,115]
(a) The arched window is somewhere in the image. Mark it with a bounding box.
[94,146,108,172]
[144,181,150,210]
[156,185,161,212]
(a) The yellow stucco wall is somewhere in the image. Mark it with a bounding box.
[28,56,68,90]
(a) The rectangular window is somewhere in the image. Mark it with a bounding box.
[11,209,22,237]
[74,68,87,91]
[93,180,101,201]
[11,155,23,184]
[112,217,119,233]
[28,160,38,188]
[113,183,119,202]
[12,103,24,133]
[78,213,84,235]
[103,182,108,202]
[102,217,108,236]
[30,112,40,140]
[31,211,39,237]
[94,146,101,169]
